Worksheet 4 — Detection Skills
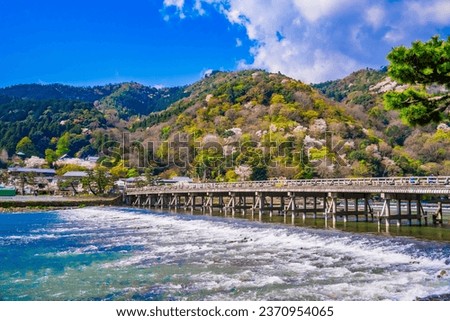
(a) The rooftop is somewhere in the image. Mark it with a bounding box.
[8,167,56,175]
[62,171,88,178]
[160,176,193,184]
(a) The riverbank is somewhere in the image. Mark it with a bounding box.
[0,195,122,212]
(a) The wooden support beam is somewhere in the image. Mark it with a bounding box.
[219,196,224,213]
[433,202,443,225]
[364,197,370,222]
[379,198,391,227]
[269,196,274,218]
[326,193,337,225]
[143,195,151,208]
[407,200,412,225]
[287,192,296,221]
[313,196,317,219]
[132,196,141,207]
[255,192,265,219]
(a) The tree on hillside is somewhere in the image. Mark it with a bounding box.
[16,136,37,156]
[56,132,70,157]
[82,167,113,195]
[384,36,450,126]
[45,149,58,165]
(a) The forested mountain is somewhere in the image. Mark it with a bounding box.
[128,69,449,180]
[0,96,106,157]
[314,68,450,177]
[313,68,387,106]
[0,82,188,159]
[1,69,449,178]
[0,82,187,116]
[0,83,112,101]
[93,82,188,117]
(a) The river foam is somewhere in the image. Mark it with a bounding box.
[1,207,449,300]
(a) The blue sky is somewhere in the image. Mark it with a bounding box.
[0,0,449,87]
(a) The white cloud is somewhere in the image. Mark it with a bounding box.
[164,0,185,10]
[365,5,385,29]
[383,29,405,44]
[163,0,450,83]
[235,38,242,47]
[293,0,360,23]
[205,0,366,82]
[202,69,214,78]
[240,41,359,84]
[407,0,450,25]
[194,0,206,15]
[163,0,186,19]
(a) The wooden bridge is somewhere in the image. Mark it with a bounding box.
[125,176,450,226]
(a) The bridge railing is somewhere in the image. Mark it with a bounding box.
[126,176,450,194]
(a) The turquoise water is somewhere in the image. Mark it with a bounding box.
[0,207,449,301]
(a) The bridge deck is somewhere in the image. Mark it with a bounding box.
[124,177,450,227]
[126,176,450,196]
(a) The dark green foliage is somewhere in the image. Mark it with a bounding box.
[384,36,450,126]
[351,93,373,106]
[0,83,187,115]
[132,99,194,131]
[384,125,412,146]
[16,136,37,156]
[313,68,387,107]
[0,81,185,156]
[384,87,445,126]
[313,80,346,102]
[82,167,113,195]
[97,83,188,118]
[348,150,368,162]
[387,36,450,86]
[0,83,113,101]
[0,97,106,156]
[251,165,268,181]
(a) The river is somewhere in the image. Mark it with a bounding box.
[0,207,449,300]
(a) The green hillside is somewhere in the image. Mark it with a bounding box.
[130,70,431,181]
[0,82,187,117]
[0,82,187,159]
[94,82,188,118]
[0,96,107,158]
[0,83,112,101]
[313,68,387,106]
[314,68,450,177]
[1,69,448,178]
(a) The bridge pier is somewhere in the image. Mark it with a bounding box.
[325,193,338,225]
[143,195,151,208]
[269,196,274,218]
[254,192,265,220]
[132,195,141,207]
[300,196,305,220]
[324,192,374,225]
[378,193,426,227]
[433,201,444,225]
[287,192,296,221]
